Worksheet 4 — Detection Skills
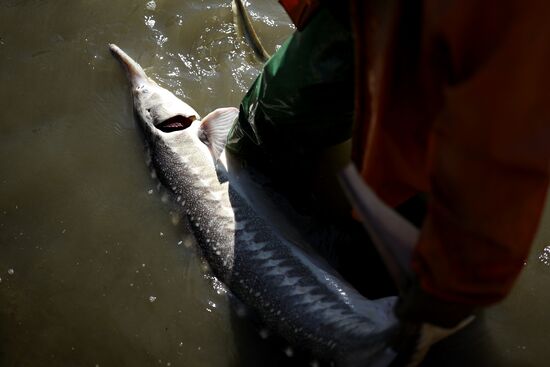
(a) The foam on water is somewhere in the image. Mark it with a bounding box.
[539,245,550,266]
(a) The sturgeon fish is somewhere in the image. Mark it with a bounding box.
[109,44,399,366]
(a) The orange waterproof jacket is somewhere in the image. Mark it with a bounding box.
[281,0,550,306]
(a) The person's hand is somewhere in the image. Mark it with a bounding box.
[391,316,475,366]
[390,281,476,366]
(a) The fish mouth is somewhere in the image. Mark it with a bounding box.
[155,115,196,133]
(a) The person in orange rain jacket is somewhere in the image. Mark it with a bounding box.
[227,0,550,364]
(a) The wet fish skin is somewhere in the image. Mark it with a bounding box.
[109,44,398,366]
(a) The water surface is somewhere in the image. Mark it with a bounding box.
[1,1,549,366]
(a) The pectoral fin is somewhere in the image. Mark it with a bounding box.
[199,107,239,160]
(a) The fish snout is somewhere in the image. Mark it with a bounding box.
[109,43,148,86]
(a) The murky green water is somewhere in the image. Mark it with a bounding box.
[0,1,549,366]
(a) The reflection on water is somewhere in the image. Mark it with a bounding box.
[0,1,549,366]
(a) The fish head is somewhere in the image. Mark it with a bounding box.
[109,44,239,166]
[109,44,200,136]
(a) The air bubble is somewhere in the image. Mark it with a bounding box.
[284,347,294,357]
[259,329,269,339]
[235,305,247,318]
[539,246,550,266]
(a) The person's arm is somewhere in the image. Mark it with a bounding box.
[350,1,550,364]
[394,2,550,364]
[278,0,320,30]
[408,0,550,315]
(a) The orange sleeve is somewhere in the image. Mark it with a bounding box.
[413,0,550,305]
[278,0,320,30]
